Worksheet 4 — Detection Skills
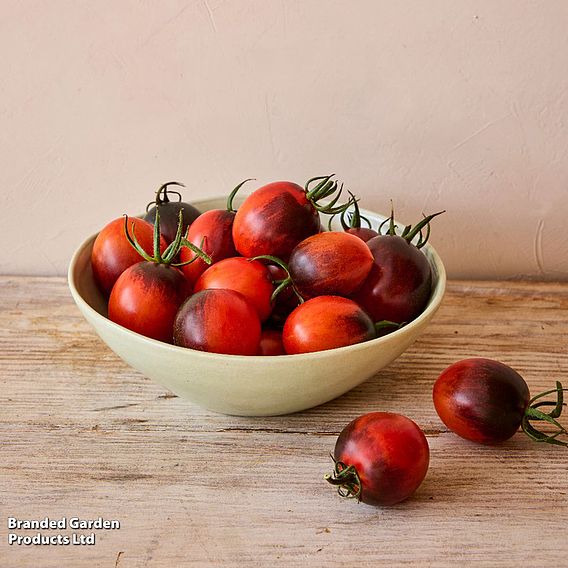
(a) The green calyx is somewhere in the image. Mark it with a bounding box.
[521,381,568,447]
[379,204,445,249]
[336,191,373,231]
[374,320,405,334]
[145,181,185,211]
[250,255,304,304]
[324,454,362,501]
[123,208,212,268]
[304,174,354,216]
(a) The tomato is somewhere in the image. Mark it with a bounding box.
[178,180,250,285]
[144,181,200,243]
[433,358,568,446]
[288,232,373,298]
[194,257,274,322]
[232,175,351,258]
[351,211,443,324]
[282,296,375,354]
[109,263,191,343]
[174,289,261,356]
[91,217,168,296]
[326,412,430,506]
[258,329,285,356]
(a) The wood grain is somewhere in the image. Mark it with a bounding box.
[1,277,567,567]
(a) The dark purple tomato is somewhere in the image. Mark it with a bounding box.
[282,296,375,354]
[108,262,191,343]
[194,257,274,322]
[351,234,431,324]
[144,182,201,243]
[91,217,168,296]
[433,358,531,444]
[326,412,430,506]
[173,289,261,356]
[289,232,374,298]
[258,329,285,356]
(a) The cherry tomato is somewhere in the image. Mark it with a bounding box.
[258,329,285,356]
[144,182,200,243]
[179,180,250,285]
[282,296,375,354]
[326,412,430,506]
[434,358,531,444]
[194,257,274,322]
[288,232,373,298]
[345,227,378,242]
[108,262,191,343]
[232,175,350,258]
[174,289,261,356]
[351,212,443,324]
[91,217,167,296]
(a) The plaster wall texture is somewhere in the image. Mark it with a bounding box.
[1,0,567,279]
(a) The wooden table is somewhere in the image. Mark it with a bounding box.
[1,277,567,567]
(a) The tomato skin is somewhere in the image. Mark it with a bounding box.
[108,262,191,343]
[179,209,237,285]
[145,201,201,244]
[173,289,261,356]
[334,412,430,506]
[283,296,375,354]
[258,329,285,356]
[289,232,374,298]
[345,227,378,242]
[232,182,320,258]
[194,257,274,322]
[91,217,168,296]
[351,234,431,324]
[433,358,531,444]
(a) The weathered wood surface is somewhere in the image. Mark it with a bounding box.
[1,276,567,567]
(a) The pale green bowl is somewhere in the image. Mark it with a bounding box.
[68,197,446,416]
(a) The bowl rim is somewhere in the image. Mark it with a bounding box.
[68,198,446,362]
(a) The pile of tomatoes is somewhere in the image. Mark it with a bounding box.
[91,176,442,356]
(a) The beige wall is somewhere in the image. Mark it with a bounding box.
[1,0,567,279]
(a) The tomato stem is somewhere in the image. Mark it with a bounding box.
[379,205,445,249]
[250,255,304,304]
[325,455,362,501]
[145,181,185,211]
[226,178,255,213]
[521,382,568,447]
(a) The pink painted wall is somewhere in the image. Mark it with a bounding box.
[1,0,567,279]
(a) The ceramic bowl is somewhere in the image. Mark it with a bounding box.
[68,197,446,416]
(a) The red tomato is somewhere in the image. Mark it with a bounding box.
[91,217,167,296]
[433,358,531,444]
[108,262,191,343]
[288,232,374,298]
[326,412,430,506]
[174,289,261,356]
[258,329,285,356]
[194,257,274,322]
[283,296,375,354]
[179,209,237,285]
[232,181,320,258]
